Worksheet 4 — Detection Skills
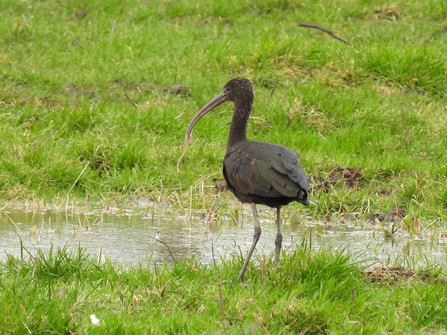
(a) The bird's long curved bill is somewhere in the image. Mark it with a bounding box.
[176,91,227,172]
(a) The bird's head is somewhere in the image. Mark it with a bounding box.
[176,78,254,172]
[222,78,254,104]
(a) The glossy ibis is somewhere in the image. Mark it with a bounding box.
[177,78,309,281]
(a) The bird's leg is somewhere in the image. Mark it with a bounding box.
[274,206,283,266]
[238,203,262,281]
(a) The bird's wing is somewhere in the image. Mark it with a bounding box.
[224,141,308,198]
[224,148,276,196]
[271,147,309,192]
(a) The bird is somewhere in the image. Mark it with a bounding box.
[177,78,309,281]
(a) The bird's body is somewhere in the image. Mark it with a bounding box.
[223,140,309,208]
[177,77,309,281]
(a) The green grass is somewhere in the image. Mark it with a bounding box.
[2,3,447,333]
[1,0,447,222]
[2,244,447,334]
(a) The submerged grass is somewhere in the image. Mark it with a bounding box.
[1,0,447,221]
[2,244,447,334]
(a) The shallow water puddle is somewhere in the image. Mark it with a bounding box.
[1,203,446,267]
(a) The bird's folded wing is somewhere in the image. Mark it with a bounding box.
[224,143,307,198]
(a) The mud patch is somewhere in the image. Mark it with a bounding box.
[364,265,447,286]
[327,165,364,188]
[72,10,87,21]
[369,208,407,224]
[163,84,190,97]
[215,180,229,192]
[112,80,190,97]
[310,165,365,192]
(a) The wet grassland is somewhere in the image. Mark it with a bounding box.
[1,0,447,333]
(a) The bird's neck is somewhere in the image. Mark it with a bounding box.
[226,101,251,151]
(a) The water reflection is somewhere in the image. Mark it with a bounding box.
[0,202,446,267]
